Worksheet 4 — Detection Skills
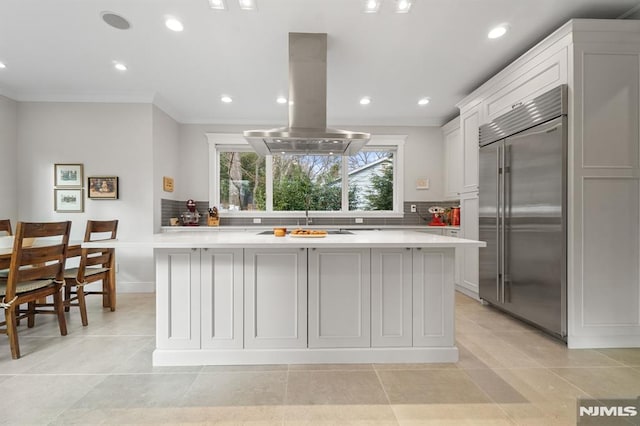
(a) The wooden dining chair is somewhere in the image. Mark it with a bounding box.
[0,219,12,236]
[0,221,70,359]
[63,220,118,326]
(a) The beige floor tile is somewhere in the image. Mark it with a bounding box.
[201,363,288,372]
[391,403,515,425]
[181,371,287,406]
[288,363,374,371]
[0,373,106,424]
[373,362,458,370]
[461,369,528,403]
[286,370,388,405]
[113,339,204,374]
[377,369,492,404]
[595,347,640,366]
[284,404,398,425]
[456,342,492,370]
[550,366,640,399]
[455,332,542,369]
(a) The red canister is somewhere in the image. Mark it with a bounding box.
[451,207,460,226]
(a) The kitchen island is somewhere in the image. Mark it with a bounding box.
[85,230,484,366]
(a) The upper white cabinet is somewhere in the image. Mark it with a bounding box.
[244,248,307,349]
[308,248,371,348]
[442,117,462,199]
[460,104,481,193]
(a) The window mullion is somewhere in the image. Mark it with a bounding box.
[266,155,273,212]
[341,155,348,212]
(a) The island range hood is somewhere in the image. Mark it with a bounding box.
[244,33,370,156]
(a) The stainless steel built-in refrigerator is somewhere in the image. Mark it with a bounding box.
[478,85,567,340]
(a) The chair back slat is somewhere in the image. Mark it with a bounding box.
[5,221,71,300]
[0,219,12,236]
[77,220,118,280]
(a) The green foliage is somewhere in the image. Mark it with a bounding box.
[365,165,394,210]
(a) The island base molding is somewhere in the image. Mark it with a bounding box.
[152,347,459,366]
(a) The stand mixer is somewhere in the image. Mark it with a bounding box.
[428,206,446,226]
[181,199,201,226]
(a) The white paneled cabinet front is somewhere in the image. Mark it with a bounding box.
[200,248,243,349]
[308,248,371,348]
[156,248,201,349]
[413,248,455,347]
[371,248,413,347]
[244,248,307,349]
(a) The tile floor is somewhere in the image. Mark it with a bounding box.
[0,292,639,425]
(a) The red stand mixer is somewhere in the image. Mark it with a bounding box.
[428,206,446,226]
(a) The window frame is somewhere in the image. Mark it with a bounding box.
[207,133,405,217]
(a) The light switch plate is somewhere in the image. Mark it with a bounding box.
[416,178,429,189]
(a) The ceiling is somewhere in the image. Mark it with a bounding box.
[1,0,639,127]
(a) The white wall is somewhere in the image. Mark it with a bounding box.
[0,95,18,224]
[152,105,180,230]
[16,102,155,291]
[178,124,445,202]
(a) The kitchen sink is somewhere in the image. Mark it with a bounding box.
[256,229,354,235]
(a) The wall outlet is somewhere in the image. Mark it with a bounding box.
[355,218,364,224]
[253,218,262,224]
[410,205,417,213]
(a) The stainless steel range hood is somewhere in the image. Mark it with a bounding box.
[244,33,370,156]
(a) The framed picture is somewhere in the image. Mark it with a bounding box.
[88,176,119,199]
[54,163,83,187]
[54,189,84,212]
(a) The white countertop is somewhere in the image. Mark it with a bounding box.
[160,225,461,232]
[84,230,484,249]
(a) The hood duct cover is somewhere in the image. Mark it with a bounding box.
[244,33,370,155]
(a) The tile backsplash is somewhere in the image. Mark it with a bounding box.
[161,199,460,227]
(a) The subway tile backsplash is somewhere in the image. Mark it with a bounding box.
[161,199,460,228]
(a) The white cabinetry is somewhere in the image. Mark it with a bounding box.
[244,248,307,349]
[442,117,462,199]
[460,104,481,193]
[445,229,461,287]
[156,248,244,350]
[458,192,479,299]
[412,248,455,347]
[201,248,243,349]
[308,248,371,348]
[371,248,412,347]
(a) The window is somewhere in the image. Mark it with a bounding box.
[208,134,405,216]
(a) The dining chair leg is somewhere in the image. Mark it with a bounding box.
[64,284,71,312]
[77,285,88,326]
[27,301,36,328]
[107,277,116,312]
[5,306,20,359]
[53,289,68,336]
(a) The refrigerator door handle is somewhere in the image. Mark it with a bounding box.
[500,144,507,304]
[496,144,502,303]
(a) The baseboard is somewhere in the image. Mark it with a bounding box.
[568,334,640,349]
[455,285,479,300]
[153,346,459,366]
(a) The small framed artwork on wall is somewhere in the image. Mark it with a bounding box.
[54,164,83,187]
[54,188,84,212]
[88,176,119,199]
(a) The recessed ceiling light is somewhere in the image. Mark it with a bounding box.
[363,0,381,13]
[114,62,127,71]
[418,97,430,106]
[221,95,233,103]
[0,62,6,69]
[276,96,287,104]
[488,24,509,39]
[209,0,227,10]
[238,0,257,11]
[100,11,131,30]
[394,0,412,13]
[360,97,371,105]
[165,17,184,32]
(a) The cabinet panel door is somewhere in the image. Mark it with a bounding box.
[460,192,479,295]
[444,126,463,199]
[308,248,371,348]
[156,248,201,349]
[413,248,455,347]
[244,248,307,349]
[461,106,480,192]
[371,248,412,347]
[201,248,243,349]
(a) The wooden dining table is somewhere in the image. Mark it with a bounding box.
[0,240,117,310]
